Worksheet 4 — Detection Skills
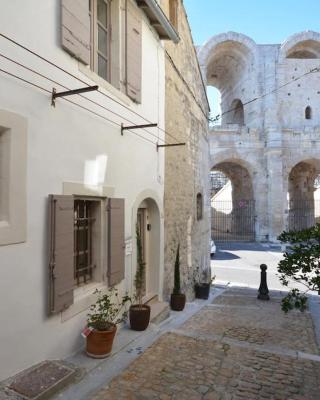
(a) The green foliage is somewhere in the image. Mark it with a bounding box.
[277,223,320,312]
[173,244,181,295]
[135,223,145,307]
[281,289,308,313]
[87,288,131,331]
[193,265,215,285]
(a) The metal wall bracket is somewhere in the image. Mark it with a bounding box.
[121,122,157,136]
[51,85,99,107]
[156,142,186,151]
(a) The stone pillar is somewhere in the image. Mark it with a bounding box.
[266,129,285,241]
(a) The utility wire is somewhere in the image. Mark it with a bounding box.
[0,52,166,145]
[0,32,183,145]
[0,66,157,147]
[210,67,320,123]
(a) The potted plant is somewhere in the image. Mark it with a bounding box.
[170,244,186,311]
[129,224,151,331]
[86,288,130,358]
[194,266,215,300]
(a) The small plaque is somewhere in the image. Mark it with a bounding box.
[125,239,133,255]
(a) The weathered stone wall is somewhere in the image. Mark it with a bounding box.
[198,31,320,242]
[162,1,211,300]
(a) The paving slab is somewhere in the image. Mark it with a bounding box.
[91,333,320,400]
[89,286,320,400]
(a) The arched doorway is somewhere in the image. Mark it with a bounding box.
[136,198,161,301]
[288,160,320,231]
[211,161,255,241]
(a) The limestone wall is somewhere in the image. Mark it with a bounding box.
[163,1,210,300]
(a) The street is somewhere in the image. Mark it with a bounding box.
[212,242,294,291]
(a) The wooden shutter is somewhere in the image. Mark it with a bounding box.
[108,198,125,286]
[61,0,90,65]
[48,195,74,314]
[126,0,142,103]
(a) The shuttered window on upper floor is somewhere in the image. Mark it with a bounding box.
[61,0,142,103]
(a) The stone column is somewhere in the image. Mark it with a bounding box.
[266,129,286,241]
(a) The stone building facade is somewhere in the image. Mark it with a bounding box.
[161,0,211,300]
[198,31,320,242]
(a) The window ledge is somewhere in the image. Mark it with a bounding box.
[78,64,132,107]
[61,282,106,323]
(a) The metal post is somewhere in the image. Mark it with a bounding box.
[258,264,270,300]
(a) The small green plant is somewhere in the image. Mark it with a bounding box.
[87,288,131,331]
[277,223,320,312]
[193,266,215,285]
[135,223,145,308]
[173,244,181,295]
[281,289,308,313]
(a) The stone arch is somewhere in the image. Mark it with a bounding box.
[210,156,256,241]
[279,31,320,60]
[198,32,258,71]
[287,158,320,231]
[227,99,245,125]
[198,32,258,126]
[131,190,163,300]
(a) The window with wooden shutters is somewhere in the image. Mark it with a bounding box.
[48,195,74,314]
[126,0,142,103]
[89,0,112,81]
[107,198,125,286]
[61,0,91,65]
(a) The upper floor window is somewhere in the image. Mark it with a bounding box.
[305,106,312,120]
[89,0,111,82]
[61,0,142,103]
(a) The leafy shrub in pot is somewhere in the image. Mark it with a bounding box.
[86,288,130,358]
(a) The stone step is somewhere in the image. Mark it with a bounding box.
[149,301,170,325]
[145,294,159,305]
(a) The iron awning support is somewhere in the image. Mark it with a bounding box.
[121,123,157,135]
[51,85,99,107]
[157,143,186,151]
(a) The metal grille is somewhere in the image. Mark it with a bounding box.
[74,200,95,285]
[211,200,255,242]
[288,200,320,231]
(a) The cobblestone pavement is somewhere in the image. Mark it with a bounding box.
[91,288,320,400]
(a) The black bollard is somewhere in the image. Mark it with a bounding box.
[258,264,270,300]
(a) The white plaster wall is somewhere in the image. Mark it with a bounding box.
[0,1,165,380]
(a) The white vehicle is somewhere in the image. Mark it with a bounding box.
[210,239,216,256]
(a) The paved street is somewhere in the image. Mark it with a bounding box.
[212,242,297,291]
[90,287,320,400]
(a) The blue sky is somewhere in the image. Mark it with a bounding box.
[184,0,320,118]
[184,0,320,46]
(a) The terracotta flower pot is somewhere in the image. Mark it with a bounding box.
[129,304,151,331]
[86,323,117,358]
[170,293,186,311]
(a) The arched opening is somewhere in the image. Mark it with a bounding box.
[305,106,312,120]
[288,160,320,231]
[286,40,320,59]
[211,161,255,241]
[200,35,257,127]
[136,198,161,301]
[227,99,244,125]
[196,192,203,220]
